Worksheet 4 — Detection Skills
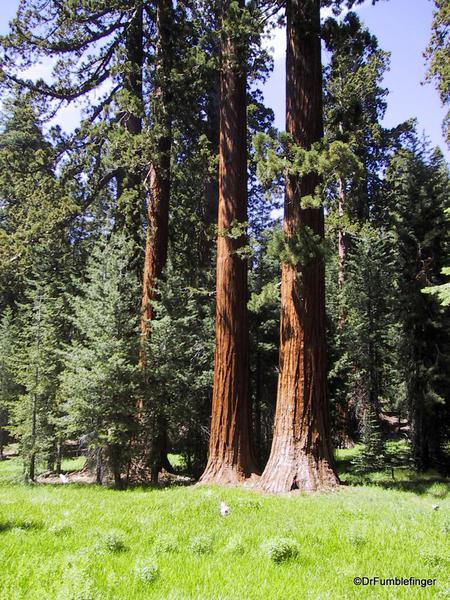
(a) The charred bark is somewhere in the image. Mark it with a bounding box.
[259,0,339,493]
[199,0,259,484]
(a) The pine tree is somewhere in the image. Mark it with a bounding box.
[248,227,281,467]
[61,235,140,487]
[425,0,450,146]
[387,140,450,473]
[423,207,450,306]
[138,267,215,479]
[0,92,76,309]
[11,275,65,481]
[0,308,20,459]
[352,406,386,474]
[342,224,401,447]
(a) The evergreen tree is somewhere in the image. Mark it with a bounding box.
[61,235,140,486]
[248,227,281,466]
[138,268,214,479]
[11,274,65,481]
[0,308,20,459]
[423,207,450,307]
[0,92,76,309]
[352,406,386,474]
[387,140,450,473]
[425,0,450,146]
[342,224,401,442]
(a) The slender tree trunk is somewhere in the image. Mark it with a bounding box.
[28,297,42,483]
[337,177,346,291]
[199,0,259,484]
[133,0,173,482]
[259,0,339,493]
[140,0,172,352]
[55,437,62,475]
[254,348,263,466]
[29,394,37,482]
[0,412,7,460]
[336,177,352,444]
[115,6,144,271]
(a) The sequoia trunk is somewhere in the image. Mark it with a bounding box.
[199,0,259,484]
[259,0,339,493]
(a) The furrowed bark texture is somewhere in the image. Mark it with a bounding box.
[199,0,259,484]
[259,0,339,493]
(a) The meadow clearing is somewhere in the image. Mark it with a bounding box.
[0,445,449,600]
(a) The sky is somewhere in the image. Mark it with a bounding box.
[0,0,448,159]
[263,0,449,159]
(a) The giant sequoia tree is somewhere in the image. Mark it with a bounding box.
[1,0,449,492]
[199,0,259,484]
[259,0,339,493]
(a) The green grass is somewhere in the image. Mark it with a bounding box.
[0,451,449,599]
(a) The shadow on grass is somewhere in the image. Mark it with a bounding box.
[339,475,449,496]
[0,519,43,533]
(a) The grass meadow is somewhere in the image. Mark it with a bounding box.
[0,446,449,599]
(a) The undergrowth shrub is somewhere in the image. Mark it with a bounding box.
[262,537,299,563]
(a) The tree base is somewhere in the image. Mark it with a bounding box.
[198,459,260,486]
[258,453,339,493]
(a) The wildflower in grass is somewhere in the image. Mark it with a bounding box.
[224,535,245,555]
[262,537,299,563]
[153,534,179,554]
[346,532,366,547]
[135,560,159,583]
[188,534,214,555]
[49,522,72,535]
[57,567,98,600]
[220,501,230,516]
[97,531,126,553]
[236,498,263,511]
[441,518,450,535]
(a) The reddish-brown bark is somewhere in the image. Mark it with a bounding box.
[140,0,172,363]
[131,0,172,483]
[199,0,259,484]
[258,0,339,493]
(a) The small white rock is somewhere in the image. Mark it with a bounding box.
[220,501,230,517]
[59,473,69,484]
